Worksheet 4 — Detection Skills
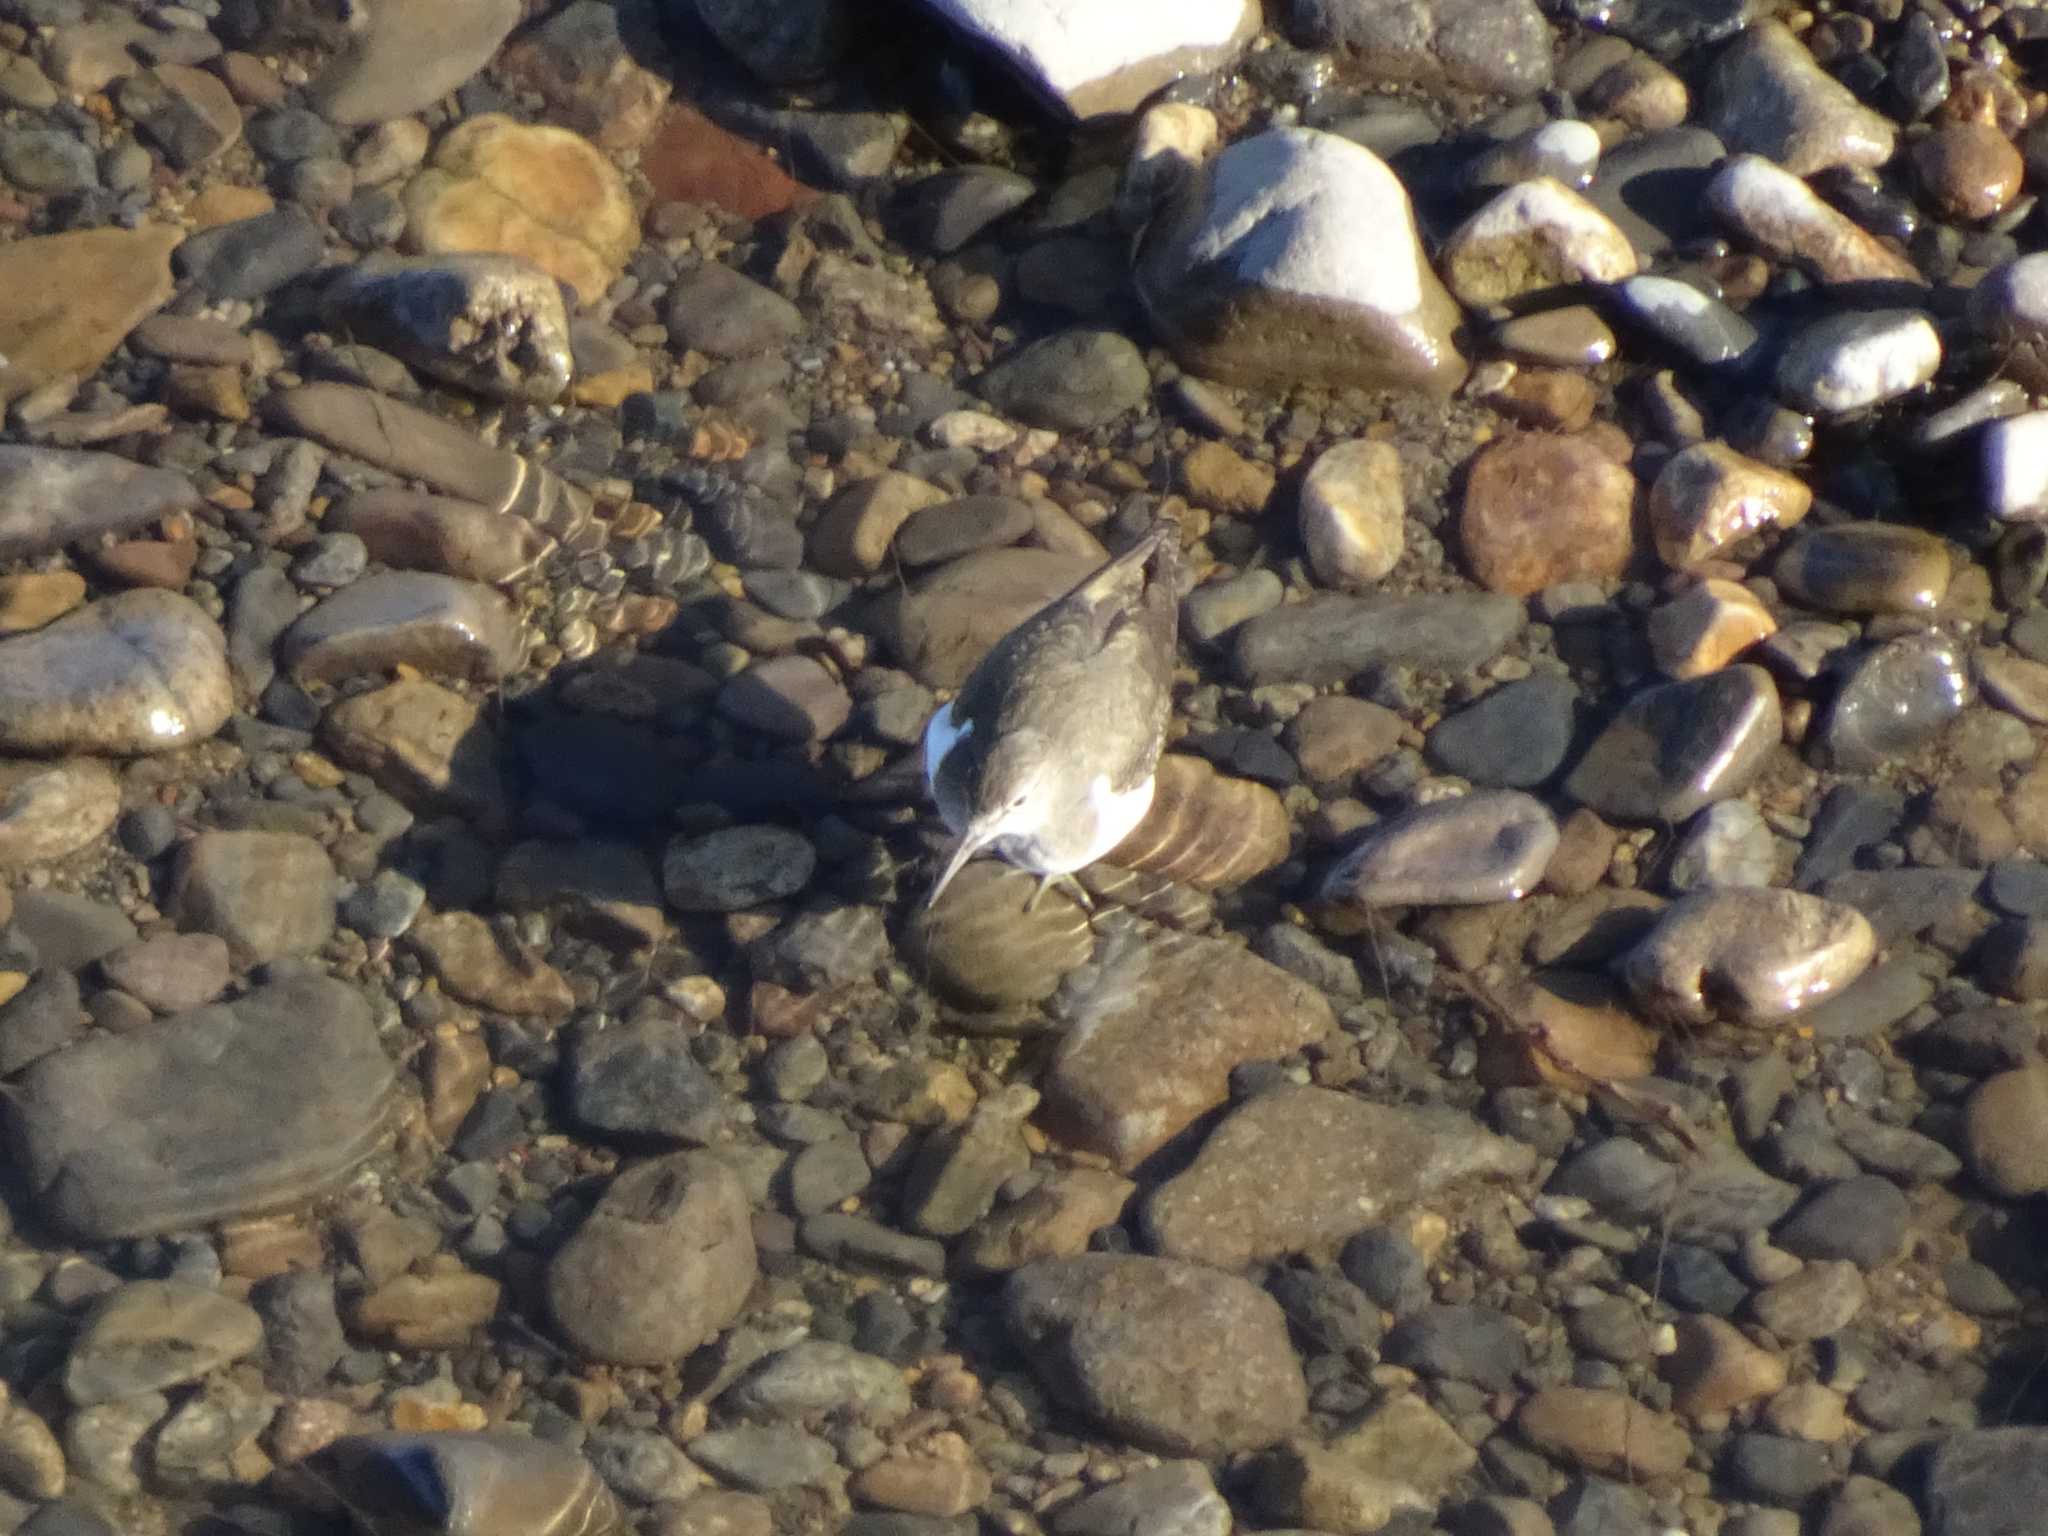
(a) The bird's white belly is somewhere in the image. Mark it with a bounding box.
[922,701,973,832]
[995,772,1155,876]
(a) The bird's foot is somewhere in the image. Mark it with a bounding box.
[1028,871,1094,913]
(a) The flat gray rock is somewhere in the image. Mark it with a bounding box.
[1564,664,1780,822]
[11,977,394,1240]
[1235,592,1526,686]
[1320,790,1559,907]
[1925,1428,2048,1536]
[0,446,198,561]
[308,0,520,125]
[1143,1086,1535,1268]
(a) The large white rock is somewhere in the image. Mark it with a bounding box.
[1135,127,1468,397]
[1705,155,1924,288]
[1772,309,1940,417]
[918,0,1262,119]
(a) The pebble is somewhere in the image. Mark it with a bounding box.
[1042,929,1332,1169]
[1706,155,1925,287]
[1662,1314,1788,1417]
[0,446,199,564]
[976,330,1150,431]
[1427,673,1579,787]
[1440,178,1638,306]
[908,861,1094,1008]
[1005,1255,1307,1456]
[1980,410,2048,521]
[322,678,510,831]
[564,1016,724,1145]
[546,1152,756,1364]
[1320,790,1559,907]
[405,911,573,1020]
[1259,1395,1477,1534]
[1623,886,1877,1024]
[1049,1462,1228,1536]
[1648,579,1777,678]
[722,1339,911,1423]
[1962,1062,2048,1197]
[1142,1085,1533,1268]
[1459,432,1636,594]
[895,495,1035,566]
[919,0,1260,117]
[1648,441,1813,570]
[1235,591,1525,685]
[1923,1428,2048,1536]
[1776,525,1951,614]
[1563,664,1781,822]
[280,571,526,685]
[1135,127,1468,395]
[689,1426,835,1492]
[1667,799,1776,890]
[1613,273,1758,368]
[97,934,230,1015]
[717,655,853,742]
[14,976,391,1239]
[1494,305,1617,367]
[1969,254,2048,392]
[1774,310,1941,417]
[1702,20,1896,176]
[1775,1173,1910,1267]
[174,207,326,300]
[877,548,1097,688]
[1815,634,1970,772]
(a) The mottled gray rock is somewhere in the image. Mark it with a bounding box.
[0,759,120,869]
[0,591,230,756]
[723,1339,912,1424]
[11,978,394,1240]
[1291,0,1554,96]
[976,331,1150,431]
[322,254,574,404]
[1816,635,1969,772]
[0,447,198,561]
[663,826,816,911]
[546,1152,757,1365]
[563,1017,725,1146]
[1925,1428,2048,1536]
[665,263,803,359]
[1006,1255,1307,1456]
[1701,20,1897,177]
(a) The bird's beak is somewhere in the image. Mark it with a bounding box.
[927,832,987,909]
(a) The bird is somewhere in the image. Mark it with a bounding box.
[923,517,1181,910]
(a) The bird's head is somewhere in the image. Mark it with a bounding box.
[927,730,1054,907]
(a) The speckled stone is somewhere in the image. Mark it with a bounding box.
[1459,432,1636,595]
[1299,439,1405,588]
[1440,177,1639,306]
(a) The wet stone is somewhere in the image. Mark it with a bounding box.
[1623,886,1877,1024]
[876,548,1097,689]
[1776,525,1950,615]
[1236,591,1525,686]
[173,208,326,301]
[1913,118,2024,222]
[1048,1462,1228,1536]
[1773,310,1942,417]
[1667,800,1776,890]
[1815,634,1970,772]
[1320,790,1558,908]
[405,911,574,1021]
[1459,432,1636,595]
[1495,304,1617,367]
[1299,439,1405,588]
[1258,1395,1477,1534]
[723,1339,912,1423]
[1648,579,1777,679]
[96,934,229,1015]
[546,1152,756,1366]
[1427,674,1578,788]
[1005,1255,1307,1457]
[1383,1304,1527,1391]
[1142,1085,1534,1268]
[1961,1063,2048,1197]
[1774,1174,1910,1267]
[0,760,120,869]
[1563,665,1781,823]
[281,572,525,686]
[11,977,393,1240]
[895,495,1034,566]
[1705,154,1924,287]
[1614,275,1756,368]
[308,0,519,124]
[688,1426,835,1492]
[1701,20,1895,177]
[907,862,1094,1009]
[1516,1387,1692,1479]
[303,1433,622,1536]
[1042,928,1334,1170]
[1924,1428,2048,1536]
[1649,441,1813,571]
[1586,126,1726,258]
[0,590,230,757]
[717,656,852,743]
[321,253,575,405]
[665,263,803,359]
